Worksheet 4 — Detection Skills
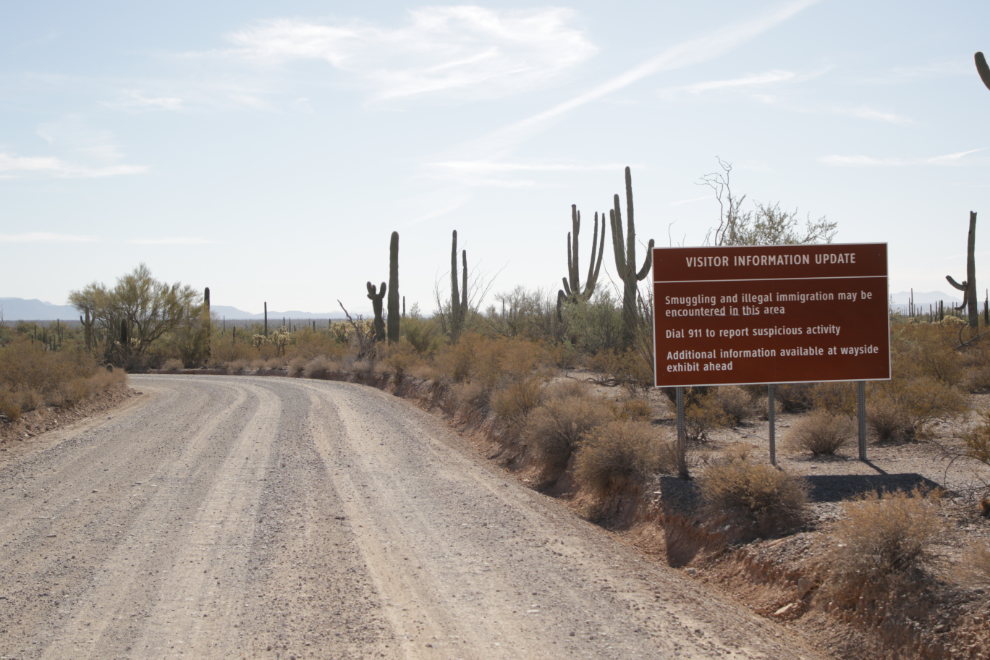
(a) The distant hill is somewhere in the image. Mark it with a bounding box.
[0,298,356,322]
[0,298,79,321]
[890,291,962,305]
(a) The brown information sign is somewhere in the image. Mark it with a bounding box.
[653,244,890,387]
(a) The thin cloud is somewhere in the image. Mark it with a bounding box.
[219,7,596,101]
[127,237,216,245]
[820,148,984,166]
[111,91,185,111]
[463,0,820,159]
[836,105,914,125]
[659,69,803,96]
[428,161,628,174]
[0,152,147,178]
[0,232,97,243]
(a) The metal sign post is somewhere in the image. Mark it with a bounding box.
[768,384,776,466]
[857,381,867,461]
[676,387,688,479]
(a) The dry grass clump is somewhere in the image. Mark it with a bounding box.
[684,390,731,442]
[696,453,809,539]
[788,409,855,456]
[714,386,756,425]
[0,387,21,421]
[521,396,614,482]
[303,355,335,380]
[956,542,990,588]
[162,358,184,373]
[773,383,816,411]
[893,323,964,387]
[490,377,543,430]
[962,410,990,465]
[226,358,250,375]
[379,339,421,382]
[288,356,307,377]
[866,376,967,442]
[574,421,677,497]
[809,381,857,415]
[824,489,945,600]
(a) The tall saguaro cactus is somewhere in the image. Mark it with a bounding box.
[450,230,468,340]
[80,308,92,352]
[610,167,655,349]
[204,287,211,362]
[558,204,606,313]
[946,211,979,329]
[367,281,387,342]
[387,232,400,343]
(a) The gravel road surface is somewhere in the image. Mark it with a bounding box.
[0,375,827,659]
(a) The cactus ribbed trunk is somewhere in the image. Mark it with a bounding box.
[83,308,92,352]
[946,212,979,329]
[450,230,468,341]
[204,287,211,362]
[367,281,387,342]
[264,302,268,337]
[387,231,400,343]
[120,319,128,351]
[609,167,654,349]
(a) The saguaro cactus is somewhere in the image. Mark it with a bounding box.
[120,319,128,349]
[204,287,211,362]
[557,204,606,315]
[946,211,979,329]
[610,166,655,349]
[81,308,92,352]
[367,281,387,342]
[387,232,400,343]
[450,230,468,340]
[976,52,990,90]
[264,302,268,337]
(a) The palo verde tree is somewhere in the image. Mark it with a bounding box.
[68,263,201,365]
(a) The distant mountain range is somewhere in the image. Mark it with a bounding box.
[0,298,355,321]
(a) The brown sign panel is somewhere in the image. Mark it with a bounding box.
[653,244,890,387]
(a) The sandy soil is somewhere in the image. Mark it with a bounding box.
[0,375,830,659]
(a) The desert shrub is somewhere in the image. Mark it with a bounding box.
[521,395,615,481]
[209,337,258,365]
[451,380,490,417]
[490,377,543,429]
[774,382,816,411]
[574,420,675,497]
[617,396,653,421]
[788,409,855,456]
[564,290,623,356]
[302,355,334,380]
[715,386,755,425]
[18,387,43,413]
[866,376,967,442]
[956,541,990,588]
[696,454,809,539]
[684,390,731,442]
[825,489,945,597]
[586,348,654,390]
[401,316,441,356]
[0,387,21,422]
[809,381,856,415]
[380,339,421,382]
[543,379,589,401]
[893,323,964,386]
[162,358,184,373]
[226,358,250,375]
[287,327,349,362]
[288,357,307,377]
[961,410,990,465]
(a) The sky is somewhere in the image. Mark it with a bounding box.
[1,0,989,316]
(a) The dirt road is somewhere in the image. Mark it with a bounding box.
[0,375,826,659]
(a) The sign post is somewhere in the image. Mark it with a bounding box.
[653,244,890,463]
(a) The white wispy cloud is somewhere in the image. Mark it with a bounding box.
[0,152,147,178]
[0,232,97,243]
[127,237,216,245]
[835,105,914,125]
[659,69,803,96]
[219,7,596,101]
[820,148,984,167]
[460,0,820,160]
[429,161,628,174]
[111,91,185,111]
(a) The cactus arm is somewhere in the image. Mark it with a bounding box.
[977,52,990,91]
[583,211,605,299]
[569,205,580,291]
[946,275,967,291]
[562,277,573,298]
[610,204,627,276]
[636,239,656,281]
[624,166,636,277]
[461,250,468,311]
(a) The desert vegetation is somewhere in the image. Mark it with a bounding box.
[4,164,990,658]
